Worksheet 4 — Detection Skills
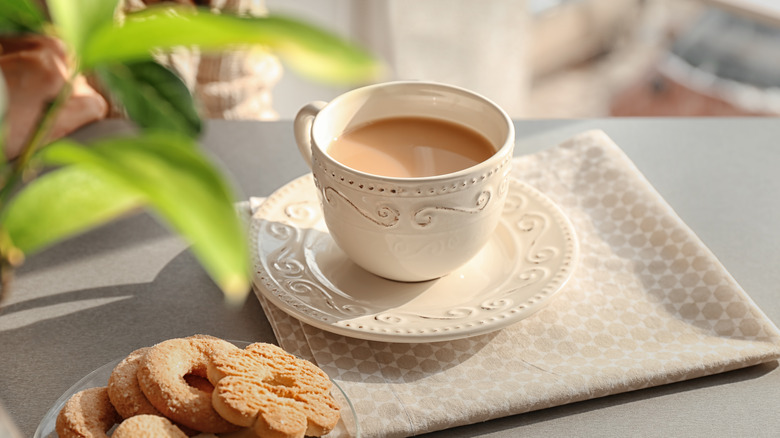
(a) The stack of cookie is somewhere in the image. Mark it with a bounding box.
[55,335,341,437]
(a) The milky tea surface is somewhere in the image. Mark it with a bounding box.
[328,116,495,178]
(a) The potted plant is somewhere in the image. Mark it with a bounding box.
[0,0,379,304]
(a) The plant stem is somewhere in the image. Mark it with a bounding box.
[0,259,12,306]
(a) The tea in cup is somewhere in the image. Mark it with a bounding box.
[294,81,514,282]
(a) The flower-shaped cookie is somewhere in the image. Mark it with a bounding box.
[207,342,340,438]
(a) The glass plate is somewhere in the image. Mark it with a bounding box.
[34,341,359,438]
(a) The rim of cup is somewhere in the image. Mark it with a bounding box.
[309,81,515,183]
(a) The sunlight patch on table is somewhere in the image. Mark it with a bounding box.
[0,296,132,331]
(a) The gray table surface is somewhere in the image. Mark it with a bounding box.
[1,118,779,437]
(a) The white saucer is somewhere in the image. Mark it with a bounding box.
[250,174,578,343]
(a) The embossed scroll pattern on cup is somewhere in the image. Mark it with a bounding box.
[312,154,511,230]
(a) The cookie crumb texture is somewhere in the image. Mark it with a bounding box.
[55,387,120,438]
[112,414,188,438]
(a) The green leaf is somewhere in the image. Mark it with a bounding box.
[48,0,118,54]
[81,7,380,84]
[96,61,202,137]
[0,0,46,33]
[41,134,250,302]
[2,165,145,254]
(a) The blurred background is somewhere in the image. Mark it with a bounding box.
[251,0,780,120]
[114,0,780,121]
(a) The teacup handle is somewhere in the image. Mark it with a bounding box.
[293,101,327,169]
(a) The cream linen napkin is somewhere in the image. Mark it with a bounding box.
[247,130,780,437]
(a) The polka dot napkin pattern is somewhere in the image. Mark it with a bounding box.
[250,130,780,437]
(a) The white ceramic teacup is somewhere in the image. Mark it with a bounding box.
[294,81,514,282]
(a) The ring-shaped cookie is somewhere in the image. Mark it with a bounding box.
[137,335,241,434]
[55,386,120,438]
